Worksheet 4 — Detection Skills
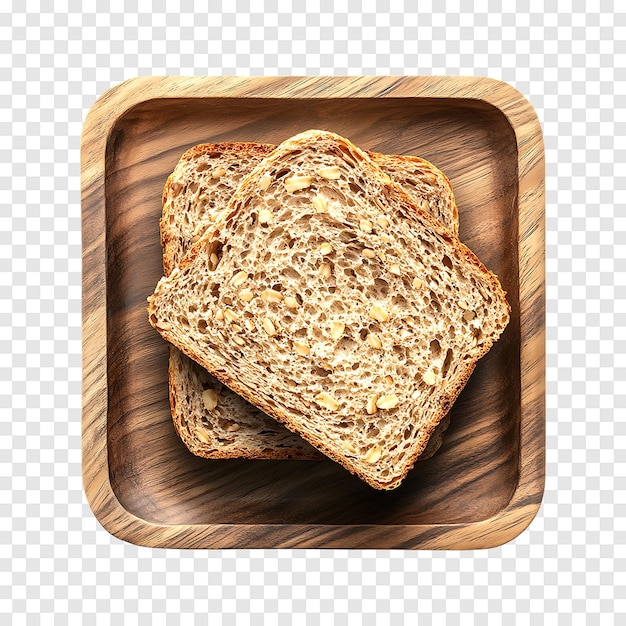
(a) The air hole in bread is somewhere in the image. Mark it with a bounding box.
[367,278,389,299]
[429,339,441,357]
[348,181,364,195]
[393,346,407,360]
[197,319,208,333]
[339,337,356,351]
[441,348,454,378]
[312,367,331,377]
[281,267,301,280]
[338,230,358,244]
[268,227,285,240]
[392,294,409,309]
[430,292,440,312]
[311,326,323,340]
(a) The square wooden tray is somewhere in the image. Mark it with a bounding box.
[81,76,545,549]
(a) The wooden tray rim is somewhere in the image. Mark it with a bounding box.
[81,75,545,550]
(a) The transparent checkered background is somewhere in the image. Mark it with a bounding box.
[2,2,624,624]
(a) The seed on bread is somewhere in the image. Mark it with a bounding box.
[319,263,332,278]
[195,427,211,444]
[238,289,254,303]
[362,248,376,259]
[317,165,341,179]
[412,277,423,289]
[233,335,246,346]
[319,242,333,255]
[284,176,312,193]
[389,263,401,276]
[366,332,382,349]
[359,219,373,233]
[422,369,437,385]
[284,296,300,309]
[376,394,400,409]
[364,445,382,463]
[231,270,248,286]
[257,175,272,191]
[315,392,340,411]
[376,216,390,228]
[366,394,378,415]
[341,441,357,454]
[210,252,220,268]
[211,167,227,179]
[214,308,224,321]
[202,389,218,411]
[463,310,476,321]
[258,208,274,224]
[261,289,284,304]
[262,317,277,337]
[293,340,310,356]
[330,321,345,340]
[225,422,241,432]
[223,309,239,323]
[311,194,328,213]
[369,304,389,322]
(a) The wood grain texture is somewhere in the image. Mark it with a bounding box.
[81,76,545,549]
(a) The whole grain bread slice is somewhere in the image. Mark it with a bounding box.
[149,130,509,489]
[148,131,510,489]
[161,142,457,460]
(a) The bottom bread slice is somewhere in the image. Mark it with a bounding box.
[148,130,510,489]
[162,142,458,461]
[171,344,450,461]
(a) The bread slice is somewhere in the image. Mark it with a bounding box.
[149,130,509,489]
[161,142,458,461]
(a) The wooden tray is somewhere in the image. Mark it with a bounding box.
[81,76,545,549]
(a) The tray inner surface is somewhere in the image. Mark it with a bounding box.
[105,96,520,526]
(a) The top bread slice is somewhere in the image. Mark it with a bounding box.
[148,129,509,489]
[161,142,457,461]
